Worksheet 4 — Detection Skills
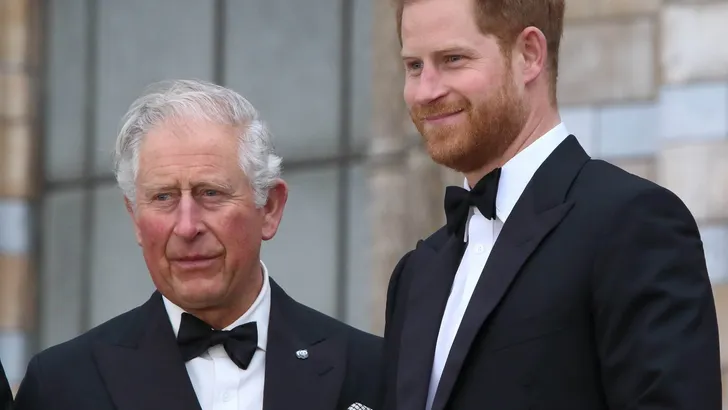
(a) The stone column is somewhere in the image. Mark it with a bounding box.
[369,0,410,334]
[0,0,41,391]
[369,0,449,334]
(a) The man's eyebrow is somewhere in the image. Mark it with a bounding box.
[401,50,419,59]
[401,46,474,59]
[137,180,236,196]
[139,183,177,192]
[438,46,473,54]
[191,181,234,191]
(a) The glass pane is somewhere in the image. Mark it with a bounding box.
[0,200,29,255]
[88,185,154,327]
[39,189,85,348]
[261,167,339,317]
[224,0,342,160]
[44,0,88,181]
[94,0,216,175]
[350,0,373,155]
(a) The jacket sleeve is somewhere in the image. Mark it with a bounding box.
[592,186,722,409]
[382,249,414,410]
[12,356,45,410]
[0,360,11,410]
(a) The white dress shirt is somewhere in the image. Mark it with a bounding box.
[163,261,271,410]
[424,123,571,410]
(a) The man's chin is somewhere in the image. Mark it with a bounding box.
[425,142,478,173]
[174,292,226,310]
[170,278,228,305]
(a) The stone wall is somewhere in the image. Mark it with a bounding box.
[0,0,40,391]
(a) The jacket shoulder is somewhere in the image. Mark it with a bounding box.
[28,303,146,368]
[578,159,675,199]
[288,297,381,345]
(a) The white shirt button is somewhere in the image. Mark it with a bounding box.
[222,391,231,402]
[475,244,485,254]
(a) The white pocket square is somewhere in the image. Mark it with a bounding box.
[347,403,372,410]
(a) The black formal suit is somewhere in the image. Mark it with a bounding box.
[14,279,382,410]
[0,360,11,410]
[382,135,722,410]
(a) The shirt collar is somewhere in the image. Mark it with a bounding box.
[162,260,271,352]
[464,122,570,223]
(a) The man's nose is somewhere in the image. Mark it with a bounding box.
[173,194,203,240]
[414,66,448,105]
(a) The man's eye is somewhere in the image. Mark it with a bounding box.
[202,190,219,197]
[406,61,423,71]
[154,193,172,201]
[446,55,463,63]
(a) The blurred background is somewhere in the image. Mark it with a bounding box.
[1,0,728,398]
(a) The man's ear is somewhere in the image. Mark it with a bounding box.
[261,179,288,241]
[515,26,548,86]
[125,196,142,246]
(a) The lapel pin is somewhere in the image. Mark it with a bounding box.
[295,349,309,360]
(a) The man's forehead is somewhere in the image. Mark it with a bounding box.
[139,125,239,159]
[136,149,242,186]
[400,0,484,54]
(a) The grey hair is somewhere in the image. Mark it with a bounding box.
[113,79,282,208]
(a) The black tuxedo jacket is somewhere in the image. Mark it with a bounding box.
[14,280,382,410]
[0,360,11,410]
[382,136,722,410]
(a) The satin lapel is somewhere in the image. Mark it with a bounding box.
[431,135,590,410]
[396,236,464,410]
[92,293,202,410]
[263,281,344,410]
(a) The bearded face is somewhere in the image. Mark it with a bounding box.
[400,0,531,174]
[408,67,528,173]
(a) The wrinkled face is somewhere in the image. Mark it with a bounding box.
[401,0,528,173]
[127,118,287,312]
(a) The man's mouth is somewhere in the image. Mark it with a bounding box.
[171,255,221,269]
[423,109,465,122]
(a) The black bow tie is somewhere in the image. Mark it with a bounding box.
[444,167,502,240]
[177,312,258,370]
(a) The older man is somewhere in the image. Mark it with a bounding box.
[382,0,721,409]
[14,80,381,410]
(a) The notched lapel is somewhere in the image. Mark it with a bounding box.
[264,282,344,410]
[92,293,201,410]
[396,237,463,410]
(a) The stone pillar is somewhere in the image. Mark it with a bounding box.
[369,0,410,334]
[0,0,41,391]
[369,0,449,334]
